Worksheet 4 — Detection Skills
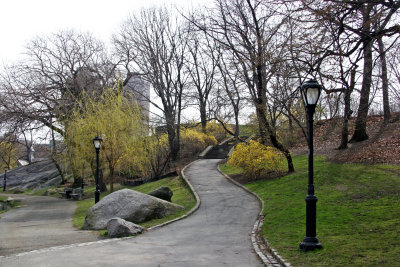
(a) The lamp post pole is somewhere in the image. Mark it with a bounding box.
[95,146,100,203]
[93,136,102,204]
[3,167,7,192]
[299,79,323,252]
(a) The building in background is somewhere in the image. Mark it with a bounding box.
[123,72,150,121]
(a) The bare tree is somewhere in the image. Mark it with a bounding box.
[387,42,400,112]
[301,0,400,142]
[192,0,295,172]
[377,37,391,123]
[113,7,190,160]
[185,28,219,133]
[216,50,247,137]
[0,30,115,137]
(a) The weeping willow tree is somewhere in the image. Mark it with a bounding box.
[65,89,148,192]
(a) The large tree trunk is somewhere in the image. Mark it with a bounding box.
[350,38,373,142]
[98,168,108,192]
[378,38,391,123]
[165,113,179,161]
[338,68,356,149]
[350,5,373,143]
[234,105,240,137]
[108,163,114,193]
[200,102,207,134]
[50,128,66,184]
[255,103,295,173]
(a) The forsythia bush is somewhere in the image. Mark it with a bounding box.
[227,140,285,179]
[180,128,217,157]
[194,120,232,142]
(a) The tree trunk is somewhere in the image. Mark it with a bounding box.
[255,103,295,173]
[255,103,271,145]
[50,128,66,184]
[52,158,65,185]
[338,68,356,149]
[165,113,179,160]
[109,164,114,193]
[378,38,391,123]
[350,38,373,142]
[234,106,240,137]
[200,102,207,134]
[99,168,108,192]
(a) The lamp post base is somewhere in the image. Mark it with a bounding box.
[299,237,323,251]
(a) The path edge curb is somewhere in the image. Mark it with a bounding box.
[147,159,201,231]
[217,164,292,267]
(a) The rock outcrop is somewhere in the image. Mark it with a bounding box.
[83,188,183,230]
[0,160,62,191]
[148,186,173,202]
[107,218,145,238]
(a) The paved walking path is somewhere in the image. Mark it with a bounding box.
[0,194,101,256]
[0,159,264,266]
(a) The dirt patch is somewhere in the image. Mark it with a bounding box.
[290,113,400,165]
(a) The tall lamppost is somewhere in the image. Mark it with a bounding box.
[93,136,103,204]
[3,167,8,192]
[299,79,323,252]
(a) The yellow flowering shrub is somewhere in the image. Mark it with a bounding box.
[180,128,217,157]
[227,140,285,179]
[192,120,231,142]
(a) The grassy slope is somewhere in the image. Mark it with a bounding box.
[221,156,400,267]
[73,176,196,231]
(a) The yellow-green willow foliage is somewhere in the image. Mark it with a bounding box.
[66,89,147,192]
[125,133,170,179]
[0,139,18,170]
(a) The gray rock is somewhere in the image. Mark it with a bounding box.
[83,189,183,230]
[0,160,62,191]
[107,217,145,238]
[148,186,173,202]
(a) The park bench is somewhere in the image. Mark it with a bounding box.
[59,188,73,199]
[71,188,84,200]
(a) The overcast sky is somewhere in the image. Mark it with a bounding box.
[0,0,211,64]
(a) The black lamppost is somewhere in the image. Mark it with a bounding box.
[93,136,103,204]
[3,167,8,192]
[299,79,323,252]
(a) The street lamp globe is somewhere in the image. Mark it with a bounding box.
[93,136,103,150]
[300,79,322,107]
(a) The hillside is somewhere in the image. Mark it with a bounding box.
[290,112,400,166]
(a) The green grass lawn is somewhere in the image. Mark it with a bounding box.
[219,164,243,175]
[220,156,400,267]
[73,176,196,234]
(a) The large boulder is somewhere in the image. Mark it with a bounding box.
[148,186,173,202]
[83,189,183,230]
[107,218,145,238]
[0,160,62,191]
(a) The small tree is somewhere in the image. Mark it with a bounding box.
[66,89,147,192]
[0,137,18,170]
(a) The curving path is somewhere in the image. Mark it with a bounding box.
[0,194,101,256]
[0,159,264,266]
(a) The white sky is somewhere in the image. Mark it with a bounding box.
[0,0,211,64]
